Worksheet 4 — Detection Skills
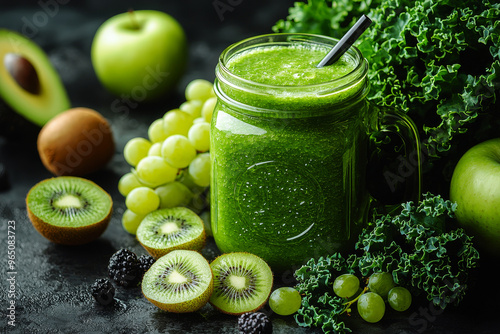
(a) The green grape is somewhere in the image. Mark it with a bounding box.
[123,137,152,166]
[388,287,412,312]
[185,79,214,101]
[333,274,360,298]
[357,292,385,323]
[135,156,178,187]
[193,117,207,124]
[161,135,197,168]
[368,272,395,299]
[148,142,162,156]
[179,99,203,118]
[163,109,194,137]
[148,118,168,143]
[269,287,302,316]
[118,172,143,196]
[121,209,145,235]
[125,187,160,215]
[155,181,194,209]
[188,152,210,187]
[188,122,210,152]
[178,169,202,192]
[201,97,217,123]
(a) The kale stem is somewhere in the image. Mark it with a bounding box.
[341,286,369,315]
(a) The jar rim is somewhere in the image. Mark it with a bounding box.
[214,33,369,116]
[217,33,368,93]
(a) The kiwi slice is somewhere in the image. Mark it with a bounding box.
[26,176,112,245]
[142,249,213,313]
[136,207,205,259]
[209,252,273,315]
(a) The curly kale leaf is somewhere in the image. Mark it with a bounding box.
[272,0,380,38]
[293,194,479,333]
[294,253,352,334]
[356,0,500,160]
[352,193,479,308]
[274,0,500,180]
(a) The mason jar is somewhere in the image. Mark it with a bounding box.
[210,33,421,271]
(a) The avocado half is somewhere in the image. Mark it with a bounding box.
[0,29,70,136]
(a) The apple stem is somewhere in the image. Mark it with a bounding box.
[128,9,140,30]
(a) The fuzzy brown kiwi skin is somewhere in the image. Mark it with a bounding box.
[26,207,112,245]
[25,178,113,245]
[37,108,115,177]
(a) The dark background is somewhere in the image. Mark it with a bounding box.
[0,1,498,333]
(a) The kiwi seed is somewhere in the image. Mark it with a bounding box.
[26,176,112,245]
[209,252,273,315]
[142,249,213,313]
[136,207,205,259]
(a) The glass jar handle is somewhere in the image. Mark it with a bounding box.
[367,104,422,210]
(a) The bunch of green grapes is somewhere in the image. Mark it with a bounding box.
[118,79,215,234]
[333,272,412,323]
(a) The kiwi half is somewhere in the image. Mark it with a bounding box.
[136,207,205,259]
[142,249,213,313]
[209,252,273,315]
[26,176,112,245]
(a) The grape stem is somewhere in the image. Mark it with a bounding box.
[341,286,369,315]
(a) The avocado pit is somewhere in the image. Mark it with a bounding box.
[4,53,40,94]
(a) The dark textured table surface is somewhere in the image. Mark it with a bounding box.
[1,1,499,333]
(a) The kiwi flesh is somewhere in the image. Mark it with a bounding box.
[141,249,213,313]
[209,252,273,315]
[26,176,112,245]
[136,207,205,259]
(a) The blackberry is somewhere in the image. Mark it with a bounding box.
[90,278,115,306]
[238,312,273,334]
[108,248,141,288]
[138,254,155,275]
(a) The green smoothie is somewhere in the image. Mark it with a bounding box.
[211,35,370,271]
[227,44,354,86]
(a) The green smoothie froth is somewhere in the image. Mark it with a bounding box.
[226,44,356,86]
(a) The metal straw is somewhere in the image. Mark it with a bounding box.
[317,15,372,68]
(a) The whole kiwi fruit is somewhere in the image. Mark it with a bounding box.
[37,107,115,176]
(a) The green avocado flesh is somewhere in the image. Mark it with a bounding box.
[0,29,70,127]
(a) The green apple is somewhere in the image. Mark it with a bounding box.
[91,10,187,102]
[450,138,500,255]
